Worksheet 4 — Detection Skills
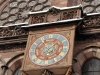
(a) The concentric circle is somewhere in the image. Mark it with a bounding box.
[29,34,69,66]
[35,38,63,60]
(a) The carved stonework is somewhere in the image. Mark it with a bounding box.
[78,14,100,34]
[83,16,100,28]
[61,10,78,20]
[47,7,60,22]
[30,14,46,24]
[0,27,28,37]
[29,5,81,24]
[82,15,100,29]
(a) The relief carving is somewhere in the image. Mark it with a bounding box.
[61,10,78,20]
[48,7,60,15]
[0,27,28,37]
[31,14,46,24]
[82,16,100,29]
[47,7,60,22]
[29,6,80,24]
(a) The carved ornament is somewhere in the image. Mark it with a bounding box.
[78,14,100,34]
[0,27,28,37]
[82,15,100,29]
[29,5,81,24]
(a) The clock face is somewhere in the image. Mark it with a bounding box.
[29,34,69,66]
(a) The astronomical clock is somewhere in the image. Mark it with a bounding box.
[22,26,75,75]
[29,33,69,66]
[21,5,81,75]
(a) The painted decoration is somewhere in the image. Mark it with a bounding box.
[29,34,69,66]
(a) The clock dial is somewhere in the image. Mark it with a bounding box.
[29,34,69,66]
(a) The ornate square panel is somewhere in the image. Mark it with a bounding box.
[21,25,75,75]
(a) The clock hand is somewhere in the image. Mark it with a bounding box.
[42,40,50,50]
[47,39,57,51]
[41,41,54,54]
[47,43,57,53]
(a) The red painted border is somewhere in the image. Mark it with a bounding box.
[28,32,71,67]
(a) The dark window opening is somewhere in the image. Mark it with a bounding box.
[82,57,100,75]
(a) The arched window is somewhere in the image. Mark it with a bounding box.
[82,58,100,75]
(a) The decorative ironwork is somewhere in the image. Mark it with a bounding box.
[82,0,100,13]
[0,0,51,26]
